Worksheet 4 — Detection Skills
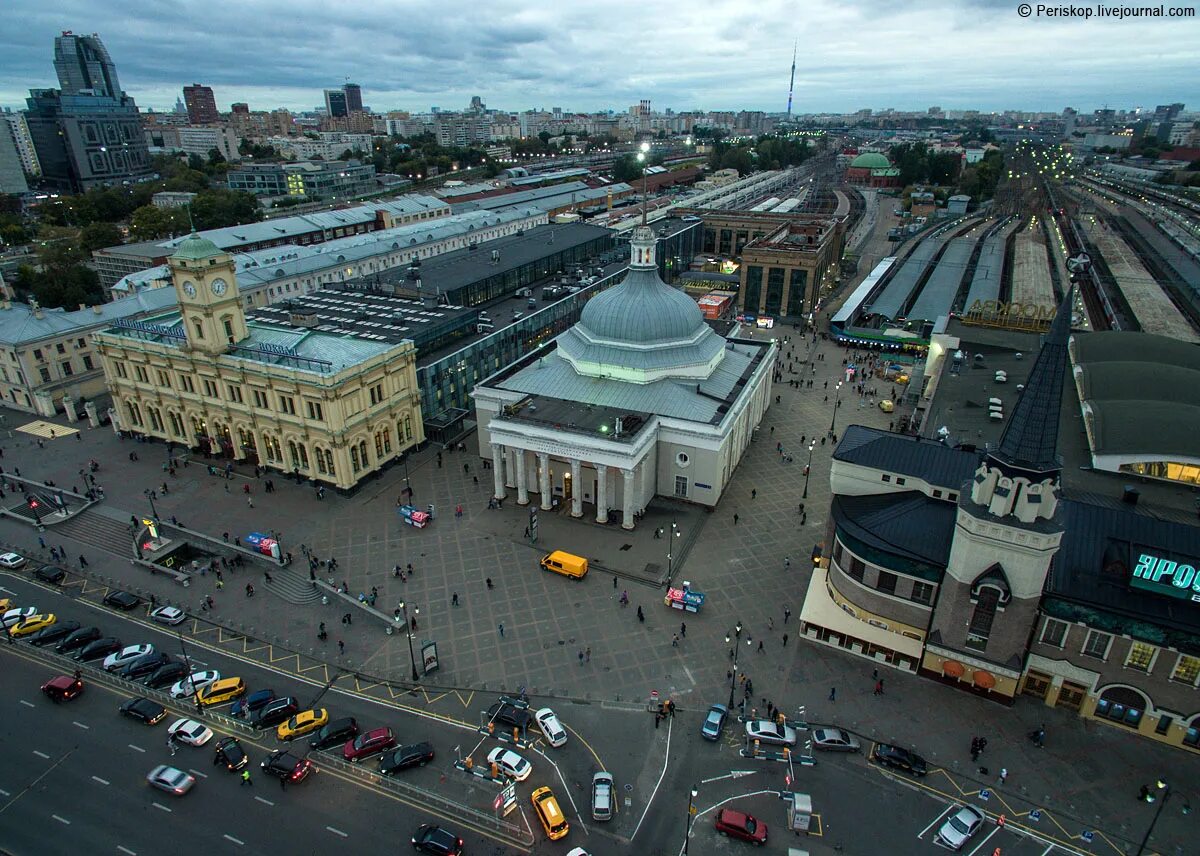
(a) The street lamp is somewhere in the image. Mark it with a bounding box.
[684,785,700,855]
[397,600,420,683]
[178,633,203,715]
[144,488,158,521]
[802,440,817,499]
[829,380,844,437]
[726,622,744,709]
[1135,780,1190,856]
[666,520,681,579]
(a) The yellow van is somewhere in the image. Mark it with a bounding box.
[531,786,570,840]
[540,551,588,580]
[197,677,246,706]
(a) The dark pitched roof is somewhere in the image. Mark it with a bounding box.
[834,425,981,491]
[993,287,1072,475]
[832,492,957,572]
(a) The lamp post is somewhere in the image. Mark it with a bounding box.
[802,440,817,499]
[829,380,844,437]
[1135,780,1190,856]
[178,633,203,715]
[144,488,158,521]
[726,622,744,709]
[397,600,420,683]
[666,520,681,580]
[683,785,700,855]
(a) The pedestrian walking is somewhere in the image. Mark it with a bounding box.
[338,639,345,655]
[751,488,757,499]
[782,633,789,646]
[613,575,618,589]
[873,679,884,695]
[872,668,879,681]
[768,617,774,631]
[998,767,1008,785]
[784,556,790,570]
[585,646,591,662]
[168,735,178,756]
[452,592,459,606]
[829,687,836,702]
[757,639,764,652]
[784,607,791,623]
[486,578,494,590]
[498,623,505,637]
[637,605,645,622]
[78,554,88,569]
[247,496,253,508]
[672,633,679,647]
[733,513,739,525]
[38,535,45,549]
[241,770,252,786]
[578,650,584,665]
[680,622,687,638]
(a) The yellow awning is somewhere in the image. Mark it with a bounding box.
[799,566,924,659]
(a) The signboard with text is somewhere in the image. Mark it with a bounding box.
[1130,552,1200,602]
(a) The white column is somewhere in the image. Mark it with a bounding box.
[491,443,507,501]
[515,450,529,505]
[504,447,517,489]
[621,467,635,530]
[538,453,552,511]
[570,458,583,518]
[595,464,609,524]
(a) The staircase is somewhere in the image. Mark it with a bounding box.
[50,509,136,557]
[264,568,323,605]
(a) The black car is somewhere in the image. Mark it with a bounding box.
[29,619,80,647]
[103,590,141,611]
[32,565,66,585]
[143,661,189,689]
[120,652,172,680]
[230,688,276,719]
[872,743,929,776]
[260,749,314,783]
[411,824,464,856]
[213,736,249,771]
[310,716,359,751]
[55,625,101,653]
[119,696,167,725]
[486,702,532,730]
[379,742,434,775]
[74,636,122,662]
[253,696,299,728]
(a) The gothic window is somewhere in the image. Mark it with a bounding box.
[965,587,1001,652]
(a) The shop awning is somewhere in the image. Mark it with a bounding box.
[799,566,924,659]
[942,660,965,678]
[973,670,996,689]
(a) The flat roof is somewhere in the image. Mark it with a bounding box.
[907,234,978,323]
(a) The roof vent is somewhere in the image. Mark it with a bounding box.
[1122,486,1140,506]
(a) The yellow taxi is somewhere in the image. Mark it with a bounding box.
[11,613,56,637]
[196,677,246,706]
[0,598,11,614]
[531,786,570,840]
[277,708,329,741]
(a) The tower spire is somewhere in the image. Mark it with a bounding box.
[786,40,797,118]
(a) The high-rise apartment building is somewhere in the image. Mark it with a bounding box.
[183,83,219,124]
[53,31,122,97]
[0,118,30,194]
[2,110,41,177]
[324,89,348,118]
[343,83,363,113]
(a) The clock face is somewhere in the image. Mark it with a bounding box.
[181,281,197,298]
[210,278,228,296]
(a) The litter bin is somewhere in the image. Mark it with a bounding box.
[426,504,436,520]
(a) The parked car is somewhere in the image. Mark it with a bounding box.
[32,565,66,585]
[213,736,249,771]
[119,652,172,680]
[143,661,189,689]
[0,552,27,569]
[872,743,928,776]
[700,703,729,741]
[343,727,396,762]
[230,688,275,719]
[169,670,221,699]
[260,749,315,784]
[411,824,464,855]
[714,807,768,846]
[11,613,56,637]
[146,765,195,796]
[535,707,567,747]
[1,607,37,628]
[168,718,214,747]
[252,696,298,727]
[591,772,615,821]
[41,674,84,702]
[119,697,167,725]
[744,719,797,746]
[309,717,358,751]
[486,701,531,730]
[277,708,328,741]
[936,805,985,850]
[55,625,100,653]
[486,747,532,781]
[149,605,186,626]
[103,590,141,610]
[29,619,80,647]
[103,644,155,672]
[378,742,433,775]
[810,727,861,752]
[74,637,123,662]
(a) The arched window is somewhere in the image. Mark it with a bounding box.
[168,410,184,438]
[261,433,282,463]
[350,445,361,472]
[125,400,143,427]
[359,440,369,468]
[192,319,204,339]
[222,316,235,341]
[289,441,309,470]
[375,427,391,457]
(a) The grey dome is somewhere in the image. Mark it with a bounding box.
[579,267,706,343]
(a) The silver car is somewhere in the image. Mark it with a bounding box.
[146,765,196,796]
[591,772,614,821]
[936,805,984,850]
[744,719,797,746]
[810,727,861,752]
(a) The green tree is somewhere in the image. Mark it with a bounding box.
[78,221,123,253]
[190,189,262,231]
[611,155,643,183]
[129,205,187,241]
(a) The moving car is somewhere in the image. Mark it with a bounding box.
[231,688,275,719]
[714,807,768,845]
[169,670,221,699]
[701,703,729,741]
[143,661,189,689]
[11,613,56,637]
[531,786,570,841]
[120,697,167,725]
[213,736,249,771]
[378,742,433,775]
[55,625,100,653]
[535,707,567,747]
[149,605,186,626]
[486,747,532,781]
[343,727,396,762]
[411,824,464,855]
[936,805,985,850]
[486,701,531,730]
[260,749,315,783]
[32,565,66,585]
[872,743,928,776]
[146,765,195,796]
[104,643,155,672]
[74,637,123,662]
[277,708,328,741]
[29,619,79,647]
[1,607,37,628]
[103,590,141,610]
[810,727,861,752]
[168,718,214,747]
[41,674,84,702]
[197,677,247,707]
[251,696,298,727]
[309,716,358,751]
[119,652,172,680]
[591,772,614,821]
[744,719,798,746]
[0,552,27,569]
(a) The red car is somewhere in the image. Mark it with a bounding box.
[343,727,396,762]
[41,674,85,702]
[714,808,768,846]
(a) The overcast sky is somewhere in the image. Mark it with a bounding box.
[2,0,1196,115]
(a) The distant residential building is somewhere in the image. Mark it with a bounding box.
[0,118,29,194]
[266,133,373,160]
[343,84,363,113]
[226,160,375,200]
[2,110,41,177]
[53,31,121,98]
[433,114,490,147]
[147,124,240,162]
[152,191,197,209]
[230,102,249,115]
[182,83,219,125]
[1083,132,1133,150]
[324,89,348,118]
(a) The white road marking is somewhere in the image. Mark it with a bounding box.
[188,769,208,778]
[919,805,956,839]
[682,666,696,686]
[152,802,171,813]
[52,814,70,825]
[33,750,50,759]
[222,834,244,846]
[92,776,110,785]
[19,700,35,708]
[326,826,348,838]
[254,796,275,806]
[1040,846,1055,856]
[118,847,137,855]
[965,826,1002,856]
[128,744,146,753]
[73,721,89,730]
[0,789,9,796]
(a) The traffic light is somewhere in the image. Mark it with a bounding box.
[27,497,39,510]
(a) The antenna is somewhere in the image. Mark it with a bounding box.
[786,39,797,119]
[186,204,196,233]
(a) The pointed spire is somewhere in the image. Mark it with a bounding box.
[993,286,1074,476]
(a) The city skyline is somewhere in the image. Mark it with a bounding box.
[1,0,1197,116]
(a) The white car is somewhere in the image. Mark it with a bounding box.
[167,718,213,747]
[169,670,221,699]
[103,643,155,672]
[0,552,27,569]
[150,606,186,626]
[486,747,532,781]
[535,707,567,748]
[146,765,195,796]
[936,805,985,850]
[2,607,37,628]
[744,719,798,746]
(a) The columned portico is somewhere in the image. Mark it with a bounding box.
[515,450,529,505]
[595,464,609,524]
[538,452,552,511]
[491,443,506,501]
[504,447,517,489]
[621,468,635,530]
[570,458,583,517]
